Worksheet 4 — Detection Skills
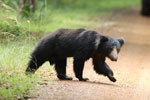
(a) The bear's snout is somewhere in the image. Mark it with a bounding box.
[108,48,118,61]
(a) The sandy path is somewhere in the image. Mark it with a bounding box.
[32,7,150,100]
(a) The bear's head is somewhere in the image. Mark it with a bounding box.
[98,36,125,61]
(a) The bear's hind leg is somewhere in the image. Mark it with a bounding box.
[73,59,89,81]
[54,58,72,80]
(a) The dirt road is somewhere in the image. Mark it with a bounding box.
[32,8,150,100]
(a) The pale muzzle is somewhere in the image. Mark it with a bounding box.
[108,48,118,61]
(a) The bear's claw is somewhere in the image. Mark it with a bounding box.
[107,76,117,82]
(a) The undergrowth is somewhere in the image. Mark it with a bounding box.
[0,41,39,99]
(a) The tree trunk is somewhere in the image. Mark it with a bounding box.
[29,0,37,12]
[141,0,150,16]
[18,0,37,12]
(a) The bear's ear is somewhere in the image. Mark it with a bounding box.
[117,37,125,47]
[100,36,109,43]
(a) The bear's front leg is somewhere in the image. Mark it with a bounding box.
[104,63,117,82]
[93,57,116,82]
[73,58,89,81]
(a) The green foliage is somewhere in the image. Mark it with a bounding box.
[0,20,20,36]
[0,0,140,39]
[0,41,39,99]
[49,0,139,9]
[0,7,22,39]
[21,3,34,17]
[2,0,18,10]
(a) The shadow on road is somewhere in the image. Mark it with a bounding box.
[55,80,118,87]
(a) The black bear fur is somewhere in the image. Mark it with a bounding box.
[26,28,124,82]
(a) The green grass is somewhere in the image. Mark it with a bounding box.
[0,40,55,99]
[0,0,140,99]
[0,41,39,99]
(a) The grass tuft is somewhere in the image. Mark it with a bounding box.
[0,41,39,99]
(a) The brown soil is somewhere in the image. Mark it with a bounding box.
[32,7,150,100]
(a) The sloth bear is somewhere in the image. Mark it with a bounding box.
[26,28,124,82]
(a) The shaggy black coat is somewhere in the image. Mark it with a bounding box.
[26,28,124,82]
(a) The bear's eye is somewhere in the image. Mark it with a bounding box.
[109,47,114,52]
[110,47,114,50]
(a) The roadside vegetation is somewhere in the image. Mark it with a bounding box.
[0,0,139,99]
